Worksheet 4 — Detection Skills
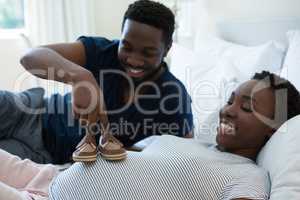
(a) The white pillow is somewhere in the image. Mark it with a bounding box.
[257,115,300,200]
[190,59,239,140]
[281,30,300,91]
[218,41,284,81]
[169,43,212,84]
[170,37,286,140]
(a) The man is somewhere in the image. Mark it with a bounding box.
[49,71,300,200]
[2,0,193,164]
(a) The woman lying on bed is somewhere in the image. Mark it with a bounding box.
[1,71,300,200]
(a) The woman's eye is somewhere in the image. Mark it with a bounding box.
[241,107,252,112]
[227,96,234,105]
[241,103,252,113]
[227,100,233,105]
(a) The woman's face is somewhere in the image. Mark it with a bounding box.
[217,80,275,153]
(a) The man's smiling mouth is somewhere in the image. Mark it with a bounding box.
[128,68,144,74]
[125,67,145,78]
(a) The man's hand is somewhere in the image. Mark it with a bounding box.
[72,71,109,133]
[72,71,99,120]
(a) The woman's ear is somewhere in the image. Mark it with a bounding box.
[262,128,275,145]
[267,127,277,138]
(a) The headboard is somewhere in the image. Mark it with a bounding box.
[216,18,300,46]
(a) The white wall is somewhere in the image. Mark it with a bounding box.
[175,0,300,49]
[92,0,300,47]
[0,37,37,91]
[205,0,300,20]
[93,0,174,39]
[195,0,300,37]
[94,0,135,39]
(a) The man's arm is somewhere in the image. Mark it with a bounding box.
[20,41,89,83]
[20,41,105,122]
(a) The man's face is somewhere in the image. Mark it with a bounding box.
[216,80,275,153]
[118,19,169,81]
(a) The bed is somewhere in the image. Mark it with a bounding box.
[47,17,300,200]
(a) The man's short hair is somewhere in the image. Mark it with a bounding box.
[122,0,175,46]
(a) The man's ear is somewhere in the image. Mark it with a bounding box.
[163,40,172,57]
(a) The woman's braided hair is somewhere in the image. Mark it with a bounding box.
[252,70,300,121]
